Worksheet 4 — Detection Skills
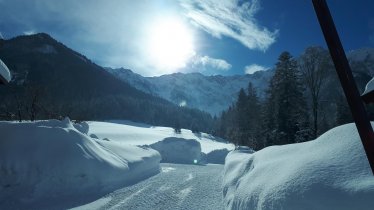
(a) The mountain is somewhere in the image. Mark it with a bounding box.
[105,68,274,116]
[0,33,214,132]
[106,47,374,116]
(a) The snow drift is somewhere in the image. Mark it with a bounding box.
[150,137,201,164]
[0,58,11,83]
[0,118,161,207]
[205,148,230,164]
[223,123,374,210]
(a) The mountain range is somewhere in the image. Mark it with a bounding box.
[105,47,374,116]
[1,33,373,124]
[105,68,274,116]
[0,33,213,132]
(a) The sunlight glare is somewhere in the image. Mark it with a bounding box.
[147,18,195,72]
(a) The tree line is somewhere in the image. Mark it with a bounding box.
[214,47,373,150]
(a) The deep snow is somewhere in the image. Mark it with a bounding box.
[72,163,224,210]
[0,119,233,209]
[87,120,234,153]
[0,118,161,209]
[150,137,202,164]
[223,123,374,210]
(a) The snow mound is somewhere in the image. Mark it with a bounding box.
[206,149,230,164]
[0,58,11,83]
[150,137,201,164]
[223,123,374,210]
[0,118,161,206]
[87,121,234,153]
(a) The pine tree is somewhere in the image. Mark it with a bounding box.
[235,88,248,145]
[245,82,261,149]
[263,52,310,145]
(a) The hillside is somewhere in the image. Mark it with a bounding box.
[0,33,213,132]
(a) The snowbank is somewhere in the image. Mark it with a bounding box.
[223,123,374,210]
[0,118,161,208]
[0,58,11,83]
[206,148,230,164]
[87,121,234,153]
[150,137,201,164]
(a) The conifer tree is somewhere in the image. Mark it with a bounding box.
[263,51,310,145]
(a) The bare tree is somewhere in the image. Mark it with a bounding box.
[25,85,44,121]
[299,46,331,138]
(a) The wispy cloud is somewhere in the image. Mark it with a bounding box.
[0,32,4,39]
[179,0,278,51]
[244,64,268,74]
[192,55,232,70]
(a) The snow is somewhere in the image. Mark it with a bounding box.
[0,118,161,209]
[363,77,374,95]
[74,163,224,210]
[205,148,230,164]
[0,58,11,83]
[223,123,374,210]
[150,137,202,164]
[105,68,273,115]
[87,120,234,153]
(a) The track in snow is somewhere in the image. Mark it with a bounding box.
[77,163,224,210]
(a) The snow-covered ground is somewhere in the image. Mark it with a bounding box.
[223,123,374,210]
[72,163,224,210]
[87,120,234,153]
[0,119,233,209]
[0,118,161,209]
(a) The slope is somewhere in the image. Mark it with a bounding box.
[0,33,213,132]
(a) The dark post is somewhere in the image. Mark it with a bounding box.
[312,0,374,174]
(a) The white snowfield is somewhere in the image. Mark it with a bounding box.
[0,118,161,209]
[223,123,374,210]
[0,58,11,83]
[87,120,234,154]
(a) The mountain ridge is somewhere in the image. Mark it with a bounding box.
[105,67,274,116]
[0,33,214,132]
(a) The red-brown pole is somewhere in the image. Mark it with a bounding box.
[312,0,374,175]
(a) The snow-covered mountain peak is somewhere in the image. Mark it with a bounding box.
[105,68,274,115]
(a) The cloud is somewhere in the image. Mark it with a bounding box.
[23,30,37,35]
[179,0,278,51]
[244,64,268,74]
[0,32,3,39]
[192,55,232,70]
[0,0,187,76]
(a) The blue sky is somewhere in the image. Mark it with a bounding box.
[0,0,373,76]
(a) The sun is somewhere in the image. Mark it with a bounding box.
[146,18,195,72]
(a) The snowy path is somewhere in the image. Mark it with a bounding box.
[76,163,224,210]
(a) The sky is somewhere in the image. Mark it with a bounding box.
[0,0,373,76]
